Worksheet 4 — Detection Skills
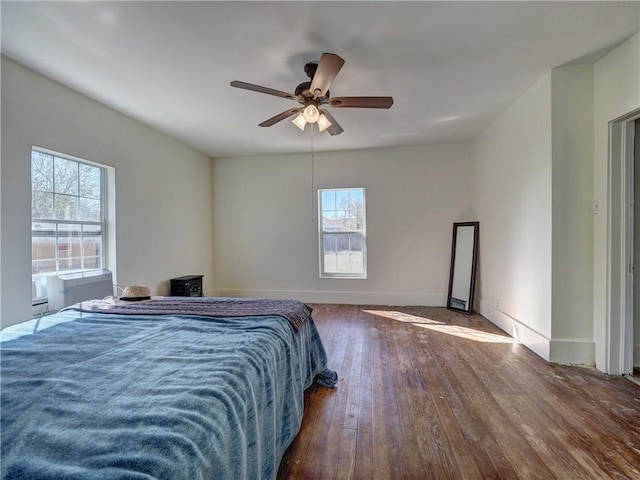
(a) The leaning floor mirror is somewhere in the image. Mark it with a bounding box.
[447,222,479,314]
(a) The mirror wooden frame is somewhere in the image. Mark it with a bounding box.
[446,222,479,314]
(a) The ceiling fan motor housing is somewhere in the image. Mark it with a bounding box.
[294,81,311,97]
[295,80,329,102]
[304,62,318,79]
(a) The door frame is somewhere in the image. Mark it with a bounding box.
[608,109,639,375]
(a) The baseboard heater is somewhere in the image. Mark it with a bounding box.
[47,269,114,312]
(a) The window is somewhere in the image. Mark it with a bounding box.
[318,188,366,278]
[31,148,107,302]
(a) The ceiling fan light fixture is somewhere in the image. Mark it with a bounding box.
[317,112,332,132]
[292,112,307,131]
[302,103,320,123]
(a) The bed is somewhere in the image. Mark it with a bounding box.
[1,296,337,480]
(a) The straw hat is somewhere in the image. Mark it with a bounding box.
[120,285,151,301]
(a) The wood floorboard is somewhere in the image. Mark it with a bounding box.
[277,305,640,480]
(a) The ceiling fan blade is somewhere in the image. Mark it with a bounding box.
[258,107,302,127]
[321,110,344,136]
[309,53,345,99]
[230,81,302,102]
[328,96,394,109]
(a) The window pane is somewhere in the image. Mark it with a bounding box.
[32,223,56,266]
[83,256,102,269]
[32,237,55,261]
[70,237,82,257]
[54,157,79,195]
[344,217,362,230]
[32,191,53,219]
[321,190,335,211]
[54,194,79,220]
[83,225,102,253]
[324,253,337,273]
[349,233,363,252]
[83,235,102,257]
[58,257,82,272]
[57,224,80,259]
[31,151,53,192]
[350,189,364,204]
[322,213,340,231]
[57,238,72,258]
[79,197,101,222]
[323,233,337,253]
[348,252,364,273]
[335,190,349,209]
[340,192,364,228]
[32,259,56,275]
[325,251,364,274]
[335,217,352,231]
[79,164,101,199]
[336,234,351,252]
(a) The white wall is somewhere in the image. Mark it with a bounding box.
[1,56,215,328]
[550,65,595,364]
[471,73,553,361]
[471,33,639,369]
[593,32,640,372]
[212,144,472,305]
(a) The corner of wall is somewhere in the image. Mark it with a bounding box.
[549,339,595,366]
[470,69,553,358]
[592,30,640,373]
[550,63,595,345]
[477,298,551,361]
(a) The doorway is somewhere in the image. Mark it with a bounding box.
[609,109,640,376]
[634,119,640,377]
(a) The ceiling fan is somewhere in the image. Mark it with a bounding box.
[230,53,393,136]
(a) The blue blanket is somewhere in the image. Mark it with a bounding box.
[1,310,335,479]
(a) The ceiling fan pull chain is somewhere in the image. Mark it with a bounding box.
[311,127,315,224]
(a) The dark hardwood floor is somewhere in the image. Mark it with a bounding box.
[278,305,640,480]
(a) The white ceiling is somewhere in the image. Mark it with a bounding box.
[2,1,638,158]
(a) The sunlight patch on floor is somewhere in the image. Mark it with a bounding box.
[413,323,520,343]
[362,309,519,344]
[361,310,443,325]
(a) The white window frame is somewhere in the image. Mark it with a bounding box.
[318,187,367,279]
[31,147,108,304]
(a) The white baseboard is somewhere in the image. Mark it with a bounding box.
[214,288,446,306]
[549,339,595,366]
[477,298,551,361]
[477,298,595,366]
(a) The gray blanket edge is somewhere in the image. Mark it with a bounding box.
[71,296,312,330]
